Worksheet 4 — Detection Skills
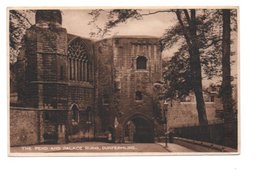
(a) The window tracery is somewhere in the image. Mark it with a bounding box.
[68,39,92,82]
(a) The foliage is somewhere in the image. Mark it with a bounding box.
[163,44,192,100]
[88,9,173,37]
[88,9,141,37]
[9,10,34,63]
[161,9,237,101]
[161,10,222,80]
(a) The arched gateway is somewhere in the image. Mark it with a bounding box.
[123,115,154,143]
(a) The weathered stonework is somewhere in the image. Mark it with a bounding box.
[94,36,162,142]
[10,108,39,146]
[12,10,96,145]
[11,10,223,146]
[166,101,223,130]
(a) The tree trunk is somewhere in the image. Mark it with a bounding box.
[189,9,208,125]
[222,9,236,147]
[222,9,234,121]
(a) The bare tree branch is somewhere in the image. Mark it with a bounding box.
[10,10,33,26]
[183,9,191,24]
[140,10,175,16]
[175,10,192,48]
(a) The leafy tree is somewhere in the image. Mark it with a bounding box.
[163,43,193,100]
[162,9,237,126]
[9,10,34,63]
[9,10,34,93]
[171,9,209,125]
[221,9,237,147]
[162,10,225,124]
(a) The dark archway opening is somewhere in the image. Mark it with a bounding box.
[124,117,154,143]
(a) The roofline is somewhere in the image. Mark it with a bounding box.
[67,33,94,43]
[95,35,161,43]
[67,33,161,44]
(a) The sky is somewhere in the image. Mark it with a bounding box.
[61,9,176,40]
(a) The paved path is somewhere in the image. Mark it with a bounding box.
[158,143,195,152]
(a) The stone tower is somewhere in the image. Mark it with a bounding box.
[95,36,162,143]
[23,10,68,143]
[22,10,68,109]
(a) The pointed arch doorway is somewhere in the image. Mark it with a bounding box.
[123,115,154,143]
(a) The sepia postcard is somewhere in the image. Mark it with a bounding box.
[8,7,239,156]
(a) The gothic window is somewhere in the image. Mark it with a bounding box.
[68,38,92,82]
[136,56,147,70]
[72,104,79,123]
[135,91,143,101]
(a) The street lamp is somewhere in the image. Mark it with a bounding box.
[153,81,169,147]
[163,100,169,148]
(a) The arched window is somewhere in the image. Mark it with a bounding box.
[135,91,143,100]
[86,107,92,124]
[68,38,92,82]
[71,104,79,123]
[60,65,64,80]
[136,56,147,70]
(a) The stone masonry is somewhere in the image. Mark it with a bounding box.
[10,10,223,146]
[11,10,163,145]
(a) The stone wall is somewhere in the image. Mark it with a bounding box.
[166,99,223,129]
[10,107,39,146]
